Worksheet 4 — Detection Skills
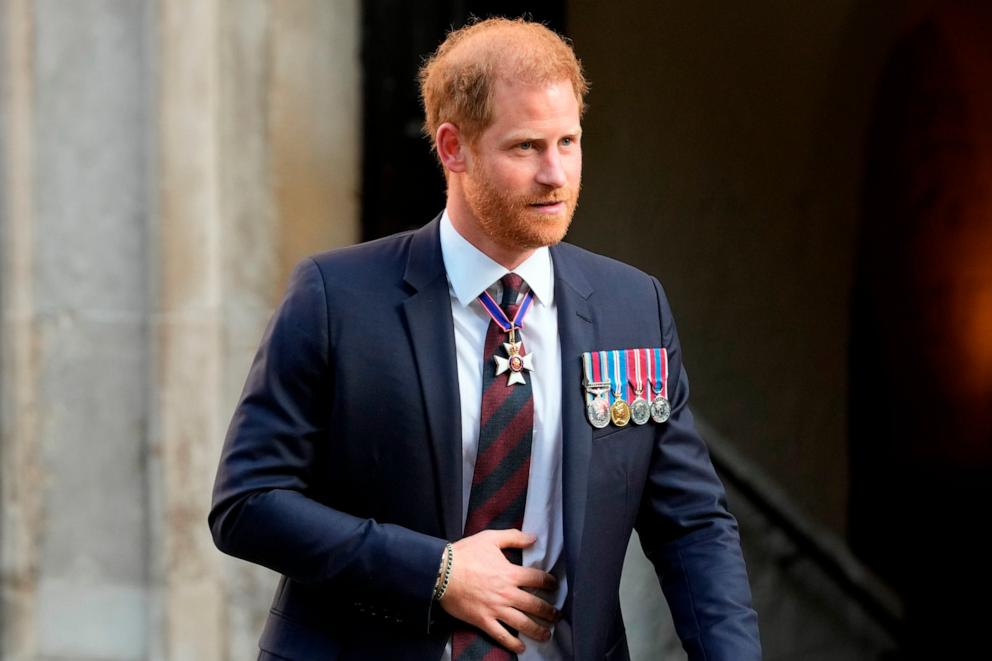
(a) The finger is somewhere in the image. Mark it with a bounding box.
[491,529,536,549]
[514,567,558,591]
[510,589,558,623]
[499,607,552,642]
[481,617,525,654]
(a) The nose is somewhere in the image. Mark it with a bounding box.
[535,149,567,189]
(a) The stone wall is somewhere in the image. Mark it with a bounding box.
[0,1,360,659]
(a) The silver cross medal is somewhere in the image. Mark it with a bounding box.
[494,327,534,386]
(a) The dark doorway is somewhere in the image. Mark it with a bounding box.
[360,1,567,241]
[849,3,992,657]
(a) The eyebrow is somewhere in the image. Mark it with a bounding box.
[503,128,583,143]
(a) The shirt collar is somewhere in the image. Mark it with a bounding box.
[439,209,554,308]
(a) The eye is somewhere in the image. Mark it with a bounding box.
[561,136,578,147]
[518,141,533,150]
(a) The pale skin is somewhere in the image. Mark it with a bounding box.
[439,77,582,270]
[434,78,582,653]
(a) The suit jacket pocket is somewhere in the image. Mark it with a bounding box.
[259,609,342,660]
[591,423,635,442]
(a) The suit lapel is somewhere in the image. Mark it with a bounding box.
[401,217,463,541]
[550,245,595,591]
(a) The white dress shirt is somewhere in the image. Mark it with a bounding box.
[439,210,567,660]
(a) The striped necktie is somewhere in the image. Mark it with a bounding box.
[452,273,534,660]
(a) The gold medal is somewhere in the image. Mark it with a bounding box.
[608,349,631,426]
[610,397,631,426]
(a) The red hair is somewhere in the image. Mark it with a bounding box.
[419,17,589,151]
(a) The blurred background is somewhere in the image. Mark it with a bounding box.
[2,1,990,659]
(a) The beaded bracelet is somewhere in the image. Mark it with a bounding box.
[433,543,454,601]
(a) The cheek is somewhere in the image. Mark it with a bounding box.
[569,152,582,183]
[496,164,538,192]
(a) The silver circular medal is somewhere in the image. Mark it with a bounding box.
[586,397,610,428]
[630,397,651,425]
[650,396,671,424]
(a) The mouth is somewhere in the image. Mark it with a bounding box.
[528,200,566,214]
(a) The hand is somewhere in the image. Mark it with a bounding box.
[440,529,559,654]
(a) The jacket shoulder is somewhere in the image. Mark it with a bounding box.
[307,228,418,282]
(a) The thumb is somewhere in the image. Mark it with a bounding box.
[492,529,536,549]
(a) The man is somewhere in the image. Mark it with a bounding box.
[210,17,761,661]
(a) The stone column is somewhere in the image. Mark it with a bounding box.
[2,1,360,659]
[151,1,360,659]
[0,1,42,657]
[1,1,152,659]
[152,1,227,657]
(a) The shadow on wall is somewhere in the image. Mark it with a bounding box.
[849,2,992,657]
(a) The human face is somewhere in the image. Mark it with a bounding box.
[461,78,582,260]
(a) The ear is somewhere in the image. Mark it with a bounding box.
[436,122,469,174]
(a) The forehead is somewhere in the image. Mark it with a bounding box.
[485,78,581,135]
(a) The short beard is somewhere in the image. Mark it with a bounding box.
[464,167,580,252]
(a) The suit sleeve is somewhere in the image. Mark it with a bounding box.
[634,276,762,660]
[208,258,447,630]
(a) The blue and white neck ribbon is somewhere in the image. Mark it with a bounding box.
[480,283,536,385]
[478,288,534,333]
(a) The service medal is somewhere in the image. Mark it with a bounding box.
[582,352,612,428]
[610,398,631,427]
[586,396,611,428]
[648,347,671,424]
[650,395,671,424]
[628,348,651,425]
[609,350,631,427]
[631,398,651,425]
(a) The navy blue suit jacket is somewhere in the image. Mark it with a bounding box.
[209,217,761,660]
